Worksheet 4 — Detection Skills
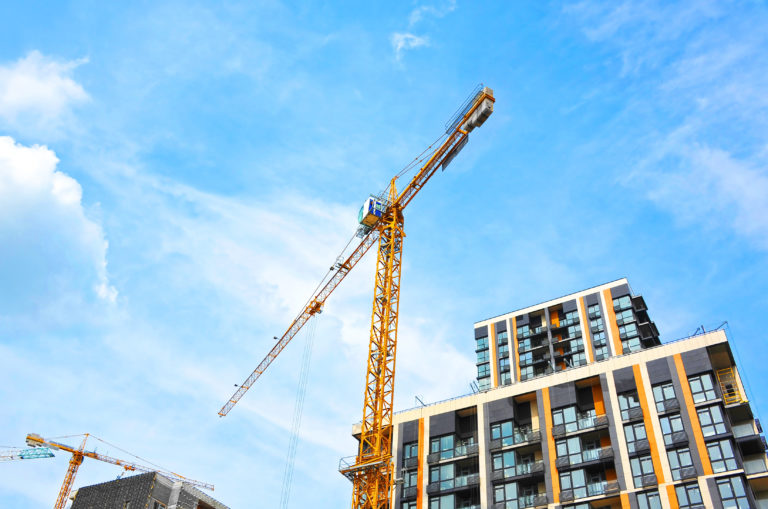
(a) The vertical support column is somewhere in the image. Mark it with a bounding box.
[539,388,558,504]
[672,354,713,475]
[418,416,428,509]
[511,316,520,383]
[603,370,634,491]
[544,308,556,373]
[578,297,595,364]
[601,289,623,358]
[633,363,673,505]
[489,322,498,388]
[477,403,490,508]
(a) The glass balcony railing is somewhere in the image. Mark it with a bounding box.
[552,415,609,438]
[493,460,545,481]
[490,428,541,449]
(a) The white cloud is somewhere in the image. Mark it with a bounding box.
[391,32,430,61]
[408,0,457,27]
[0,51,89,134]
[0,136,116,327]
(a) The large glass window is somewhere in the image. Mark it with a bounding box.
[497,330,508,345]
[630,455,655,488]
[429,463,454,490]
[560,469,587,499]
[476,349,489,363]
[492,450,516,477]
[402,502,417,509]
[652,382,677,413]
[478,377,491,390]
[688,373,717,403]
[667,447,695,480]
[618,391,642,421]
[500,371,512,386]
[494,481,519,508]
[613,295,631,311]
[499,357,510,372]
[697,405,727,437]
[491,420,530,446]
[429,494,455,509]
[659,413,685,446]
[403,442,418,460]
[556,437,584,463]
[588,304,601,319]
[476,336,488,350]
[707,439,738,473]
[675,483,703,509]
[716,476,750,508]
[430,435,455,460]
[520,365,533,381]
[615,308,634,325]
[516,324,530,338]
[637,490,662,509]
[498,343,509,357]
[403,470,417,488]
[624,422,647,453]
[553,405,596,433]
[594,345,609,361]
[477,363,490,379]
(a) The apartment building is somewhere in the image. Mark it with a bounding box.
[385,279,767,508]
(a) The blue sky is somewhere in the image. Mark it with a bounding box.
[1,1,767,507]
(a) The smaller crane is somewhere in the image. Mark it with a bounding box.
[26,433,213,509]
[1,446,55,462]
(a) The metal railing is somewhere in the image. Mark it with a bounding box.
[555,447,613,469]
[491,460,545,481]
[427,443,479,464]
[426,472,480,493]
[489,429,541,450]
[717,367,744,405]
[552,414,609,438]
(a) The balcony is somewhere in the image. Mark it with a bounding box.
[639,474,658,488]
[664,430,689,447]
[672,465,698,481]
[559,481,619,502]
[627,438,651,455]
[491,460,545,482]
[551,317,579,329]
[493,494,548,509]
[426,473,480,494]
[427,443,479,464]
[518,340,549,354]
[403,456,418,469]
[657,398,681,414]
[552,415,609,438]
[490,429,541,451]
[622,406,644,422]
[401,485,417,499]
[555,447,614,469]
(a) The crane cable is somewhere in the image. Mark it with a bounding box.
[279,316,317,509]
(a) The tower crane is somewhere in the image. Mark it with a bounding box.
[219,85,495,508]
[25,433,214,509]
[1,446,55,462]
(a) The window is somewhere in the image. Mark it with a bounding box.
[659,413,685,446]
[652,382,677,413]
[637,490,662,509]
[707,439,738,473]
[553,406,596,433]
[494,481,519,507]
[402,502,417,509]
[624,422,648,453]
[516,324,530,338]
[590,317,604,331]
[429,494,455,509]
[620,322,640,352]
[697,405,727,437]
[520,365,533,381]
[556,437,584,464]
[476,349,489,363]
[499,357,510,372]
[615,308,634,325]
[594,346,609,361]
[404,442,418,461]
[630,455,655,487]
[430,435,455,460]
[519,351,533,366]
[476,336,488,350]
[477,363,490,378]
[560,469,587,499]
[592,331,607,346]
[478,377,491,390]
[667,447,695,480]
[688,373,717,403]
[500,371,512,386]
[618,391,642,421]
[429,463,454,490]
[613,295,631,311]
[403,469,417,488]
[491,420,529,446]
[498,343,509,357]
[492,450,516,477]
[588,304,602,318]
[497,330,508,345]
[675,483,703,509]
[716,476,750,508]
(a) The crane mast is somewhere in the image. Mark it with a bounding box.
[219,85,495,509]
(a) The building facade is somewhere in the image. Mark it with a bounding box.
[70,471,229,509]
[384,279,767,509]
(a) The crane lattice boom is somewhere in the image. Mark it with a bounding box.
[219,86,495,509]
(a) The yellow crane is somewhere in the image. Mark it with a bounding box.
[219,85,495,508]
[26,433,213,509]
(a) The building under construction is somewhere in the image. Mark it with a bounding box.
[70,472,229,509]
[382,279,768,508]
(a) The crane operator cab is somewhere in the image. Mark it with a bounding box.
[357,195,386,236]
